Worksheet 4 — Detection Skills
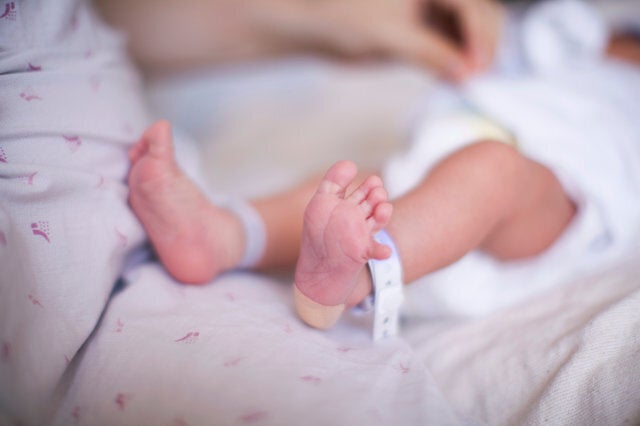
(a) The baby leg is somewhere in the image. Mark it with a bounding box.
[293,140,575,328]
[294,161,393,329]
[389,140,576,283]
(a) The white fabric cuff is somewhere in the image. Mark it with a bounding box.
[225,199,267,269]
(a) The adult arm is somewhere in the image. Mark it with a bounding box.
[95,0,504,80]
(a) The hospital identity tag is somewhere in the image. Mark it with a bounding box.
[368,230,404,341]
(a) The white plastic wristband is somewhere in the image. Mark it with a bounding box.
[368,229,404,341]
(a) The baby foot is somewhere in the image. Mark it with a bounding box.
[294,161,393,329]
[128,120,245,284]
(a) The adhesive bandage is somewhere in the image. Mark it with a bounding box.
[293,286,345,330]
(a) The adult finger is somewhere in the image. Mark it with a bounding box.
[382,23,471,81]
[448,0,503,71]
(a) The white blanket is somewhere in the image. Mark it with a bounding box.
[405,252,640,424]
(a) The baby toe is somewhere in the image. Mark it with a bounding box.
[318,161,358,196]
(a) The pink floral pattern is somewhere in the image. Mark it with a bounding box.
[31,221,51,243]
[174,332,200,344]
[115,393,131,411]
[1,341,10,363]
[27,292,44,308]
[299,375,322,385]
[224,356,245,367]
[0,1,16,20]
[19,172,37,186]
[115,318,124,333]
[239,410,268,423]
[19,86,42,101]
[62,134,82,153]
[114,228,128,248]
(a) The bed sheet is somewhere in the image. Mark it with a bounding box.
[50,264,461,426]
[48,251,640,425]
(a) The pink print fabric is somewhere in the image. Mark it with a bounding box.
[50,264,460,426]
[0,0,149,423]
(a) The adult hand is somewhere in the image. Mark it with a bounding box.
[272,0,504,82]
[424,0,505,78]
[95,0,503,81]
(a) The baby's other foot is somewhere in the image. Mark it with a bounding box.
[128,121,245,284]
[294,160,393,329]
